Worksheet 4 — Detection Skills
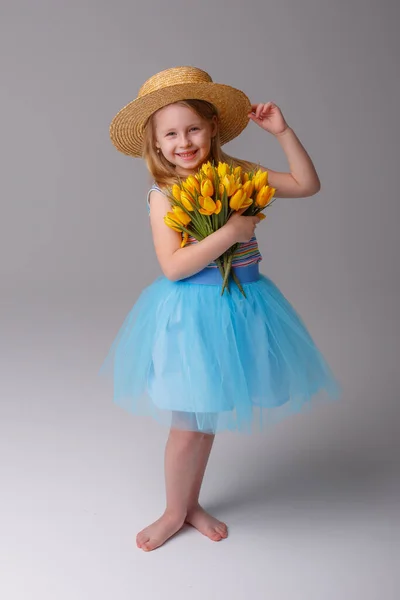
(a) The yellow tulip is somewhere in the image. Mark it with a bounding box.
[201,178,214,198]
[257,213,267,221]
[234,166,242,178]
[219,183,225,197]
[242,180,255,197]
[230,189,252,211]
[172,205,192,225]
[164,213,183,232]
[217,163,228,178]
[180,191,195,212]
[172,184,181,201]
[215,200,222,215]
[256,185,276,207]
[242,172,249,183]
[201,162,214,181]
[222,174,240,197]
[254,170,268,192]
[181,231,189,247]
[183,176,200,194]
[199,196,217,215]
[201,161,212,175]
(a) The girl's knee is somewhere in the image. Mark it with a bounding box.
[169,428,204,452]
[170,427,202,442]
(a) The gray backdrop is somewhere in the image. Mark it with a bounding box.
[1,0,399,598]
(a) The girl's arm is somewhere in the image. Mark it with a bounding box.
[249,102,321,198]
[148,190,257,281]
[266,127,321,198]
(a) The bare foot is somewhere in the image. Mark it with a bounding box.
[136,512,185,552]
[186,504,228,542]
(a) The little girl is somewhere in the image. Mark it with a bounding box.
[99,66,340,552]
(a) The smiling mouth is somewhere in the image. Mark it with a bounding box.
[177,150,198,159]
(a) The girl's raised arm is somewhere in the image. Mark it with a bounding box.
[249,102,321,198]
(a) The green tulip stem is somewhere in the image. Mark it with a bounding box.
[232,270,246,298]
[216,257,228,292]
[221,251,234,296]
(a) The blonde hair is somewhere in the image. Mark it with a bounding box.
[142,99,257,189]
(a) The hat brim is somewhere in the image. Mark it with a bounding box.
[109,82,252,157]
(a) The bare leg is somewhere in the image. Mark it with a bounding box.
[186,433,215,508]
[185,433,228,541]
[136,428,204,552]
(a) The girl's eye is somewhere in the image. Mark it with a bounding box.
[166,127,199,137]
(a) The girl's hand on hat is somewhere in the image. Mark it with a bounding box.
[248,102,289,137]
[225,208,263,243]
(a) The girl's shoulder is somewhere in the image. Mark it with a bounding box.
[146,182,167,213]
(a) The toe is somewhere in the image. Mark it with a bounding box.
[210,529,223,541]
[216,523,228,538]
[142,537,162,552]
[136,532,149,549]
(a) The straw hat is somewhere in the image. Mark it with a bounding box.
[109,66,252,157]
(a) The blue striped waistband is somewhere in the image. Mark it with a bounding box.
[181,263,260,285]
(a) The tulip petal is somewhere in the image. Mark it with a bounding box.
[201,178,214,198]
[186,175,200,193]
[200,196,216,212]
[230,189,246,210]
[217,163,228,178]
[172,206,192,225]
[172,184,181,201]
[181,231,189,247]
[180,195,195,211]
[215,200,222,214]
[164,213,183,232]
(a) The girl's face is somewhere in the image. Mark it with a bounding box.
[154,103,217,177]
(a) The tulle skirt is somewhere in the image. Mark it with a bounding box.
[98,264,340,433]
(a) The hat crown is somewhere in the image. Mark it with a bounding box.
[138,66,213,98]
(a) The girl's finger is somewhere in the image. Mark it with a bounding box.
[234,207,248,216]
[250,101,274,116]
[256,104,264,119]
[260,103,273,117]
[248,106,259,119]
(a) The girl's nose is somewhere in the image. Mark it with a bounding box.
[179,133,192,148]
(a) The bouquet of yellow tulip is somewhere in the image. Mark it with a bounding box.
[164,162,276,297]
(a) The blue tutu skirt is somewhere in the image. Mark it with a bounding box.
[98,264,340,433]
